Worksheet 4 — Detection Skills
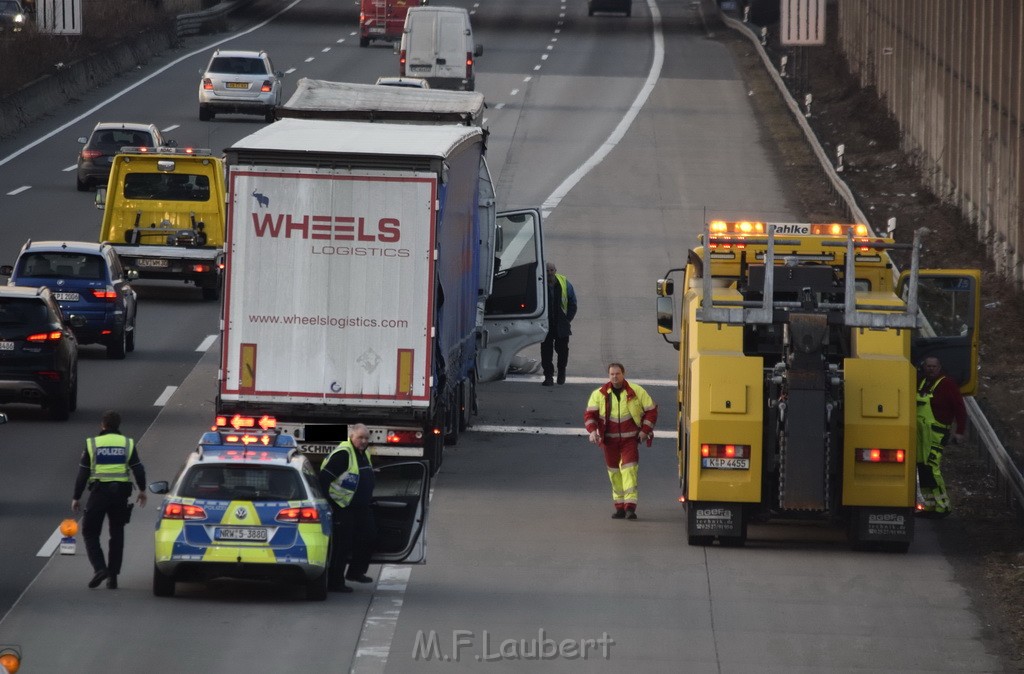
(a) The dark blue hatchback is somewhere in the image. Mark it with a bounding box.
[1,241,138,359]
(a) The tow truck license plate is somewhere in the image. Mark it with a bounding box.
[135,258,168,268]
[215,527,268,542]
[54,292,79,302]
[0,341,13,351]
[226,82,249,89]
[702,458,749,470]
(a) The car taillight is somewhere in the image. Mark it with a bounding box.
[260,80,272,93]
[193,264,210,273]
[202,78,214,91]
[81,149,102,160]
[91,289,117,301]
[163,502,207,520]
[855,448,905,463]
[700,443,751,459]
[36,371,63,382]
[466,52,473,78]
[399,50,406,75]
[276,507,319,523]
[26,331,62,342]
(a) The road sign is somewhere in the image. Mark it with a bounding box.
[37,0,82,35]
[781,0,825,46]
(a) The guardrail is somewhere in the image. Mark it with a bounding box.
[720,12,1024,516]
[176,0,242,38]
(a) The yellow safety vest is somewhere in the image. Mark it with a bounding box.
[321,441,372,508]
[554,273,569,314]
[86,434,135,483]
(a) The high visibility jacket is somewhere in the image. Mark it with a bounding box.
[86,434,135,483]
[554,274,570,314]
[321,441,372,508]
[584,380,657,441]
[917,377,950,432]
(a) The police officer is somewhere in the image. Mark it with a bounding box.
[319,424,376,593]
[541,262,578,386]
[71,410,146,589]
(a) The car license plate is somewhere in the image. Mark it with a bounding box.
[135,258,168,268]
[410,65,430,71]
[369,27,385,33]
[215,527,268,542]
[226,82,249,89]
[0,341,13,351]
[54,292,80,302]
[701,458,750,470]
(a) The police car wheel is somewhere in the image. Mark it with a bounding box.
[153,565,176,597]
[306,570,328,601]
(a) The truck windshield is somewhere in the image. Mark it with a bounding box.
[123,173,211,202]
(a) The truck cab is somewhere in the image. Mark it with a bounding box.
[96,147,226,301]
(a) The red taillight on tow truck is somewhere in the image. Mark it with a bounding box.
[276,507,319,523]
[855,448,905,463]
[163,502,207,520]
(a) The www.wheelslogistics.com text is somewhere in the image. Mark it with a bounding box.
[411,629,614,662]
[247,314,409,329]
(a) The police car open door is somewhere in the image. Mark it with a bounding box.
[899,269,981,396]
[477,208,547,382]
[370,461,429,564]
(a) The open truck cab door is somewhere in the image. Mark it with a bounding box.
[898,269,981,396]
[477,208,547,382]
[369,460,430,564]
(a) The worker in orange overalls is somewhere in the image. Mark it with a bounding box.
[584,362,658,520]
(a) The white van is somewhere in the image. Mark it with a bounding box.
[399,6,482,91]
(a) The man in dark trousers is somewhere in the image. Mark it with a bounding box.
[71,410,147,589]
[320,423,377,592]
[916,356,966,517]
[541,261,578,386]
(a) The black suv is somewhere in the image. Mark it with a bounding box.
[0,286,82,420]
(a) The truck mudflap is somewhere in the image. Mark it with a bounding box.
[850,506,915,546]
[686,501,745,544]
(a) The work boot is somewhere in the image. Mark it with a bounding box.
[346,573,373,583]
[611,509,626,519]
[557,371,566,385]
[541,377,554,387]
[106,575,118,589]
[626,508,638,521]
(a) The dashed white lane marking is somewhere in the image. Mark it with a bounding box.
[36,526,65,557]
[542,0,664,218]
[322,47,331,53]
[6,186,30,195]
[510,88,520,96]
[286,67,297,74]
[154,386,177,406]
[351,566,412,673]
[337,38,345,43]
[495,102,505,109]
[62,164,76,172]
[305,57,315,63]
[162,124,180,133]
[533,65,541,71]
[196,334,218,352]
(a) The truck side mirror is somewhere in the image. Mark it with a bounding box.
[656,296,674,334]
[474,44,483,57]
[94,187,107,210]
[0,265,12,276]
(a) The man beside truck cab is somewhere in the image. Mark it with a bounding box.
[916,356,966,517]
[319,424,377,592]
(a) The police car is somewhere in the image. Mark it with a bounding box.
[150,416,333,600]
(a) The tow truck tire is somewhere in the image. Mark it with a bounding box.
[107,327,127,359]
[359,36,370,47]
[306,570,328,601]
[153,565,176,597]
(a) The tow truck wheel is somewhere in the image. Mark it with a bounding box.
[306,570,328,601]
[687,533,713,546]
[359,36,370,47]
[153,565,175,597]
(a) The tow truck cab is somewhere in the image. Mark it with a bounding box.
[96,147,226,301]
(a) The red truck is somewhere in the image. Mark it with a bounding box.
[360,0,425,48]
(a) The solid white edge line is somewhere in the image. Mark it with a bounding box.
[0,0,305,170]
[350,566,412,674]
[196,334,218,352]
[154,385,177,406]
[162,124,180,132]
[541,0,664,217]
[35,526,64,557]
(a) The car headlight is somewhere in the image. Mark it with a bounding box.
[14,13,25,22]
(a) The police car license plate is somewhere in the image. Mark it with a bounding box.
[701,458,750,470]
[135,258,168,268]
[215,527,268,542]
[54,292,79,301]
[0,341,13,351]
[226,82,249,89]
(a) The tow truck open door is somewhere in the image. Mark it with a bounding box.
[899,269,981,396]
[369,461,429,564]
[478,208,547,382]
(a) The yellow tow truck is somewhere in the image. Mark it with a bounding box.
[656,221,979,551]
[97,146,225,300]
